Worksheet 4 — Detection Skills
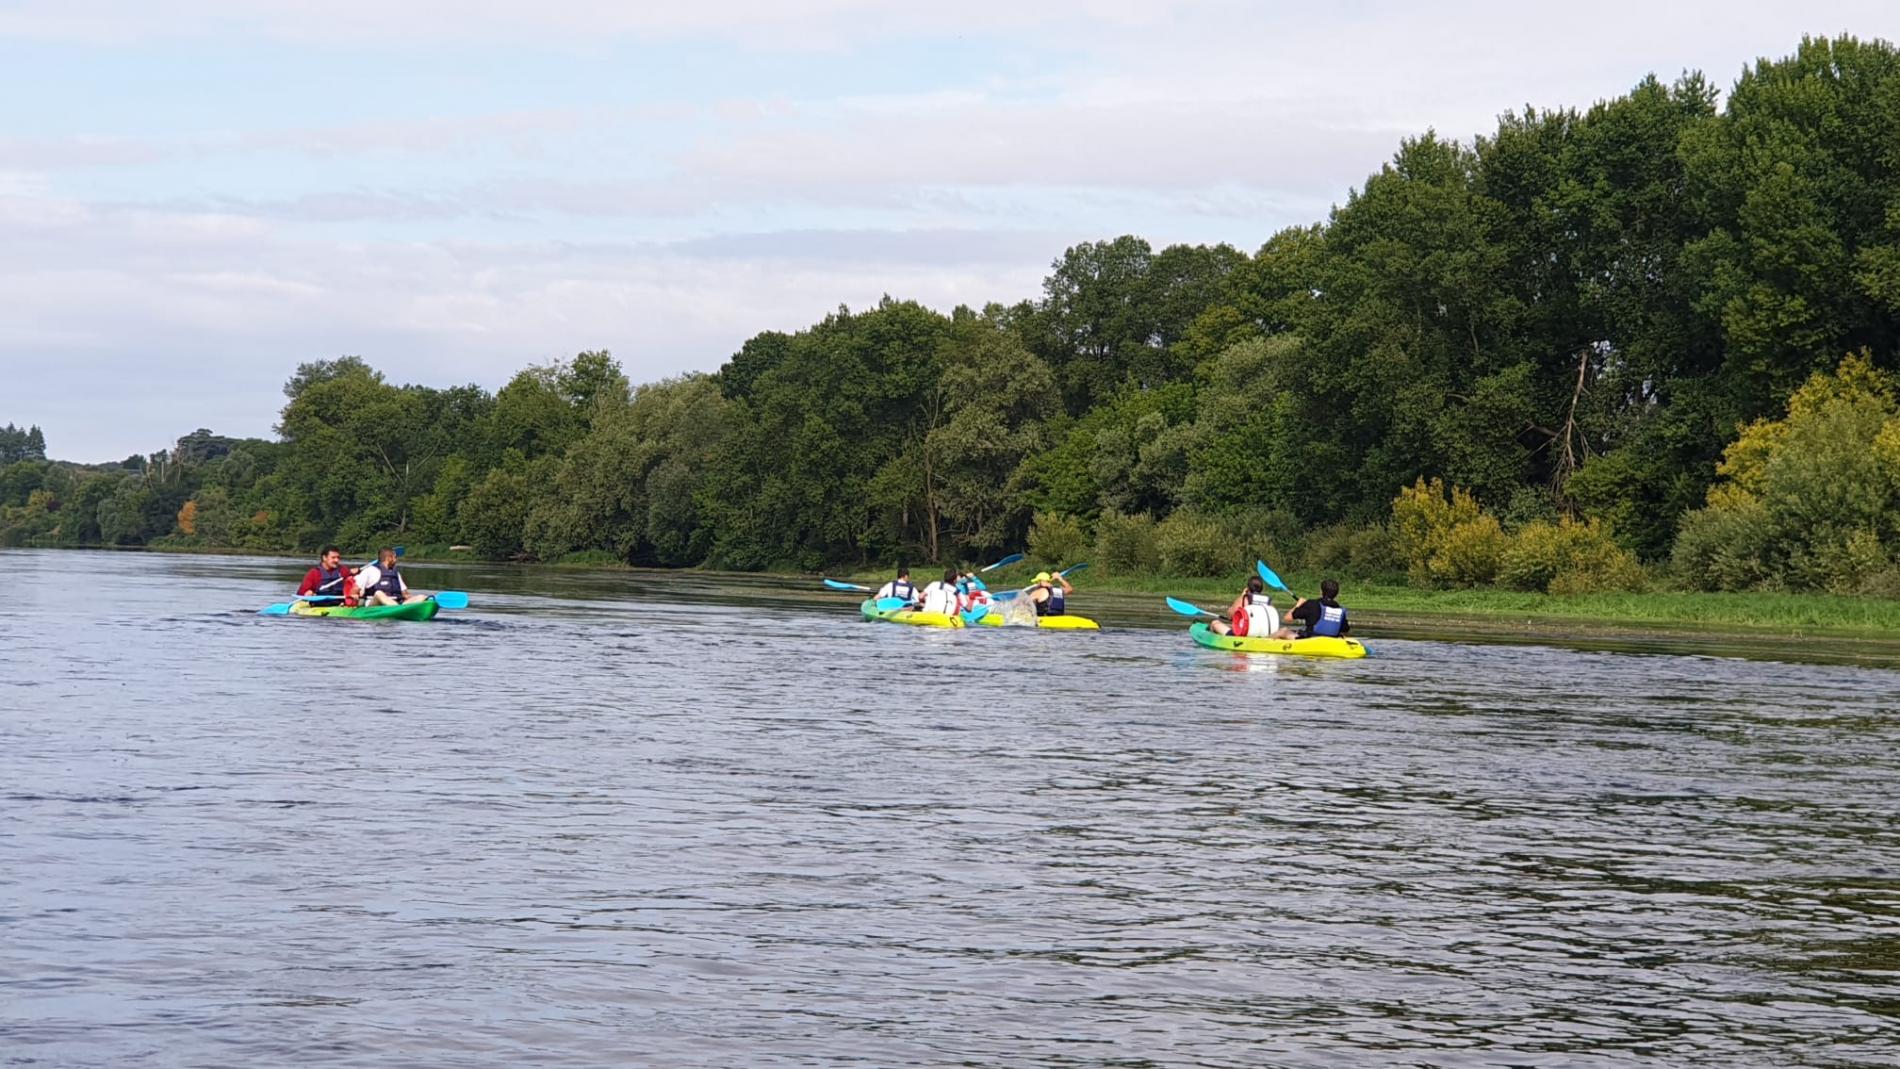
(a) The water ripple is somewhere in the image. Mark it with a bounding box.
[4,549,1900,1066]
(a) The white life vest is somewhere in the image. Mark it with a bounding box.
[1244,592,1276,633]
[920,581,959,616]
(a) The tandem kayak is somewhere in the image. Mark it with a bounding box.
[1188,622,1365,658]
[973,611,1100,630]
[291,600,442,622]
[860,599,963,628]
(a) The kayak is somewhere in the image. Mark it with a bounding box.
[974,612,1100,630]
[860,599,963,628]
[291,600,441,622]
[1188,622,1365,659]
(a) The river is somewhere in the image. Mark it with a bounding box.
[3,549,1897,1067]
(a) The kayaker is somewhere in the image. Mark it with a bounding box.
[296,545,359,606]
[957,571,991,616]
[356,546,426,606]
[1027,571,1073,617]
[1207,575,1274,637]
[875,566,919,606]
[1285,578,1349,639]
[920,566,962,616]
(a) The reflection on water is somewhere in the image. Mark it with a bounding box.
[4,549,1899,1067]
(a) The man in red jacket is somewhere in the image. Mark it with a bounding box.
[297,545,358,606]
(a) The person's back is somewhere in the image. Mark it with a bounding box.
[1288,579,1349,638]
[920,567,960,615]
[875,569,917,605]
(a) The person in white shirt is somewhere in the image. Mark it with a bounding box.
[919,567,962,616]
[355,546,426,606]
[1207,575,1278,637]
[874,566,918,606]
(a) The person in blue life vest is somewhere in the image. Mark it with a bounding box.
[355,546,427,606]
[1283,578,1349,640]
[874,565,919,606]
[955,570,991,616]
[1027,571,1073,616]
[1207,575,1275,637]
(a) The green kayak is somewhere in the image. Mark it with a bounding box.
[292,600,441,621]
[1188,622,1365,658]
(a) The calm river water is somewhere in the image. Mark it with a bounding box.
[3,549,1898,1067]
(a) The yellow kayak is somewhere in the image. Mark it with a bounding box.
[860,599,963,628]
[1188,622,1365,658]
[974,611,1099,630]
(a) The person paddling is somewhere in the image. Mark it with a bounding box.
[1284,578,1349,640]
[956,570,991,616]
[919,566,962,616]
[1027,571,1073,617]
[355,546,426,607]
[297,545,359,607]
[875,565,919,606]
[1207,575,1274,637]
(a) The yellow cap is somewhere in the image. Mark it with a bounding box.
[1033,572,1052,583]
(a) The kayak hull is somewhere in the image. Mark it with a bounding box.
[1188,622,1365,658]
[292,600,441,621]
[860,599,963,628]
[974,612,1099,630]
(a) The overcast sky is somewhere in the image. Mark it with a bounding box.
[2,1,1894,461]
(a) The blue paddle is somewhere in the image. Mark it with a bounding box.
[1255,559,1293,594]
[1165,596,1221,618]
[978,553,1025,573]
[824,578,872,592]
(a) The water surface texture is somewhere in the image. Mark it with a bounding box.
[4,550,1898,1067]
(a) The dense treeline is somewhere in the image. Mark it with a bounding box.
[5,36,1899,594]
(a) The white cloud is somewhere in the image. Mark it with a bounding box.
[4,0,1897,460]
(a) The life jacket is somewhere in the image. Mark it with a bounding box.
[1046,585,1066,615]
[1242,591,1275,634]
[1309,601,1347,637]
[957,581,990,613]
[311,564,358,606]
[921,581,958,616]
[886,578,915,602]
[368,564,403,599]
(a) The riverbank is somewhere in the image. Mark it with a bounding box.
[825,566,1900,639]
[23,543,1900,645]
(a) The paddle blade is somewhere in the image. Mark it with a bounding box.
[258,602,294,616]
[1255,559,1292,593]
[823,578,871,592]
[1058,562,1090,576]
[874,597,912,612]
[431,591,470,610]
[1165,596,1216,618]
[989,589,1020,602]
[979,553,1024,573]
[394,545,406,558]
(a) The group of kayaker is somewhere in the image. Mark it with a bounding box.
[871,561,1346,640]
[876,565,1074,618]
[295,545,428,608]
[1205,576,1349,640]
